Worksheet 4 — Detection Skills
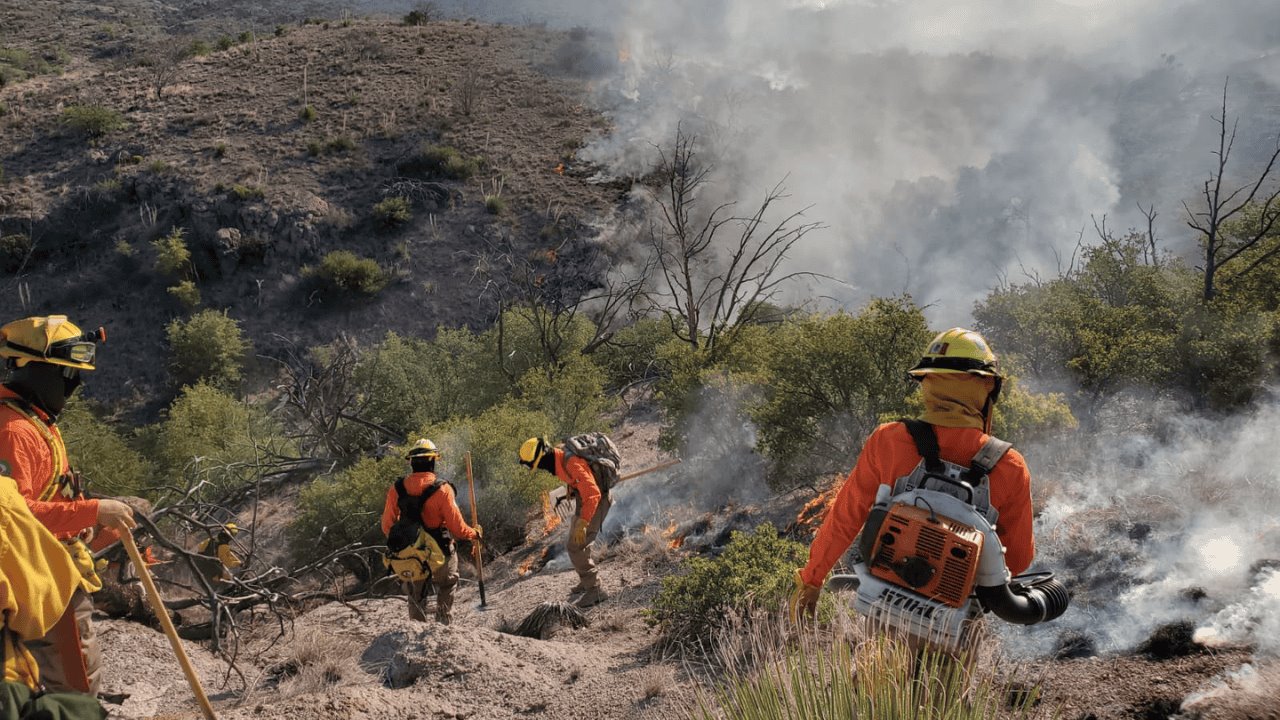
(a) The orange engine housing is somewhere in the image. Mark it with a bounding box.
[868,504,985,608]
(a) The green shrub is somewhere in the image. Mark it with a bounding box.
[167,280,201,309]
[304,250,388,295]
[151,227,191,278]
[352,330,507,441]
[58,399,155,498]
[230,184,264,201]
[166,309,250,389]
[148,383,291,500]
[594,317,675,390]
[237,30,254,44]
[188,39,213,57]
[307,136,356,156]
[0,233,31,273]
[299,104,317,123]
[291,454,402,569]
[422,402,557,552]
[0,46,58,87]
[402,5,434,26]
[372,196,412,229]
[114,239,135,257]
[61,105,126,137]
[216,36,234,51]
[750,298,931,487]
[515,354,615,438]
[212,142,227,158]
[91,177,122,196]
[648,524,814,649]
[397,143,480,181]
[484,194,505,215]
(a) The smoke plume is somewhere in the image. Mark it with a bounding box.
[998,394,1280,657]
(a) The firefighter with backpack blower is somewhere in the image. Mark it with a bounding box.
[790,328,1068,657]
[381,439,481,625]
[519,434,621,608]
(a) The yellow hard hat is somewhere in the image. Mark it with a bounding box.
[406,438,441,460]
[225,522,239,535]
[519,437,548,467]
[0,315,105,371]
[907,328,1001,379]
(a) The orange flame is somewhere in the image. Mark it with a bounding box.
[792,489,835,538]
[518,546,553,577]
[553,163,565,175]
[519,556,536,576]
[618,45,631,64]
[662,522,684,550]
[541,492,563,535]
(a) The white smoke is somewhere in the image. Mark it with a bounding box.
[603,384,770,535]
[998,394,1280,657]
[412,0,1280,325]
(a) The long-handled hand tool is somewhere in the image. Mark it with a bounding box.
[120,530,218,720]
[550,458,683,518]
[464,451,487,608]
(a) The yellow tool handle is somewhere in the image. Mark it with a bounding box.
[618,458,682,482]
[120,530,219,720]
[464,452,486,606]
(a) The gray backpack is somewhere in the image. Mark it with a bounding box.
[561,432,622,498]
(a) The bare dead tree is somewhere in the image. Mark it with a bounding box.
[1138,202,1160,266]
[269,334,404,458]
[143,40,190,100]
[1183,79,1280,301]
[470,229,652,379]
[646,127,825,356]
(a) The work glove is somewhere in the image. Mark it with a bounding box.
[788,569,822,623]
[472,524,483,540]
[570,517,589,546]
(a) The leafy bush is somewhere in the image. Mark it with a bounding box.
[397,143,480,181]
[352,330,507,440]
[230,184,265,201]
[298,104,317,122]
[216,36,234,51]
[307,136,357,156]
[0,46,58,87]
[594,317,675,390]
[422,402,558,552]
[515,354,615,438]
[304,250,388,295]
[0,233,31,273]
[648,524,812,649]
[167,280,201,309]
[751,298,931,487]
[166,309,250,390]
[148,383,291,500]
[61,105,126,137]
[292,454,403,566]
[152,226,191,278]
[484,194,505,215]
[188,39,213,56]
[402,4,436,25]
[59,399,155,498]
[372,196,412,229]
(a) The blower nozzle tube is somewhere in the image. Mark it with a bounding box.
[976,572,1070,625]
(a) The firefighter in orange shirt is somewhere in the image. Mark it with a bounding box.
[518,437,610,608]
[380,439,480,625]
[0,315,137,695]
[791,328,1035,619]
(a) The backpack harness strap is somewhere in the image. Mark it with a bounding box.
[967,436,1013,483]
[899,419,944,474]
[393,478,452,556]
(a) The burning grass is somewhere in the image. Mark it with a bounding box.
[787,486,836,540]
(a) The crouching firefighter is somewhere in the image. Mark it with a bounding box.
[790,328,1068,654]
[0,315,137,695]
[380,439,480,625]
[519,434,620,608]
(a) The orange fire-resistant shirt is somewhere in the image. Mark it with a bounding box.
[554,448,601,522]
[380,471,478,542]
[0,387,99,539]
[799,421,1035,588]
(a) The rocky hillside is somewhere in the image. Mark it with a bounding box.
[2,9,625,414]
